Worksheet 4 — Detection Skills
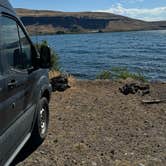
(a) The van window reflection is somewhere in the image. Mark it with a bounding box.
[1,17,20,70]
[1,16,32,71]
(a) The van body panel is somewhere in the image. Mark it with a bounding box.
[0,104,35,165]
[0,0,16,15]
[0,0,52,164]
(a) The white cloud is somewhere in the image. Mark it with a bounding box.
[121,0,144,2]
[96,3,166,21]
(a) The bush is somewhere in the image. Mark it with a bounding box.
[97,67,147,82]
[56,31,65,34]
[35,40,60,71]
[111,67,146,82]
[96,70,112,79]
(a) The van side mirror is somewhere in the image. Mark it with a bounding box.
[40,45,51,69]
[13,49,28,69]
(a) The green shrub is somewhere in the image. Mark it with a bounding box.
[96,70,112,79]
[111,67,146,82]
[97,67,147,82]
[35,40,60,71]
[56,31,65,34]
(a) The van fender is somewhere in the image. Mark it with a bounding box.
[30,74,52,133]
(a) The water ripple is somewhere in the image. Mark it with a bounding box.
[32,30,166,81]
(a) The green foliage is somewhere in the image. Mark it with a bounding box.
[56,31,65,34]
[96,70,112,80]
[35,40,60,71]
[97,67,147,82]
[50,50,60,71]
[70,25,82,33]
[111,67,146,82]
[98,29,103,33]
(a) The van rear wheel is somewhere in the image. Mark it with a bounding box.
[31,97,49,145]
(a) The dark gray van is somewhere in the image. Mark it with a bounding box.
[0,0,52,165]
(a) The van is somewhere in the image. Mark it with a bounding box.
[0,0,52,165]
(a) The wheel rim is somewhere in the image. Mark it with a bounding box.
[39,107,47,135]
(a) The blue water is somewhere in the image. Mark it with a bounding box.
[32,30,166,81]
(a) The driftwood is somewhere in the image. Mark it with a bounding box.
[142,99,166,104]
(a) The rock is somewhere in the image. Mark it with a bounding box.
[110,150,115,155]
[40,150,46,155]
[74,143,88,151]
[91,161,97,166]
[50,75,70,92]
[138,163,145,166]
[119,83,150,95]
[53,139,58,143]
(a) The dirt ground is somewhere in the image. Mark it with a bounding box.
[16,79,166,166]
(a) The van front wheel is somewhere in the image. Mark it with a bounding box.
[31,97,49,145]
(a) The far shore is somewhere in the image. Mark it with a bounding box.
[30,29,166,36]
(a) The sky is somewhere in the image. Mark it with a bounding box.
[10,0,166,21]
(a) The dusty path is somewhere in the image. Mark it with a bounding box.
[16,80,166,166]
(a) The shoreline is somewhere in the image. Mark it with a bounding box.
[31,29,166,36]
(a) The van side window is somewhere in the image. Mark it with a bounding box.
[1,16,20,70]
[1,16,32,71]
[0,53,3,74]
[18,26,32,69]
[0,55,3,75]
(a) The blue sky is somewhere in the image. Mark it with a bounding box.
[10,0,166,21]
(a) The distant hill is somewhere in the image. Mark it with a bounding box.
[16,8,166,35]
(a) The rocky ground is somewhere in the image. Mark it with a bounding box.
[15,78,166,166]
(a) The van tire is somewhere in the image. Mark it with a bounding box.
[31,97,49,145]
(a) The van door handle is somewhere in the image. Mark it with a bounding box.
[8,80,18,88]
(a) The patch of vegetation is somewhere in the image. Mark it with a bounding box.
[97,67,147,82]
[111,67,146,82]
[56,31,65,34]
[96,70,112,80]
[35,40,60,71]
[70,25,82,33]
[98,29,103,33]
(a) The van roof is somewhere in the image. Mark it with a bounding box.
[0,0,14,12]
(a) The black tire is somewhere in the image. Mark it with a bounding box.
[31,97,49,145]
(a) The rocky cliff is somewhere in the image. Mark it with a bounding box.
[16,8,166,35]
